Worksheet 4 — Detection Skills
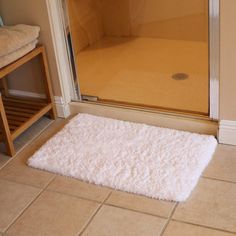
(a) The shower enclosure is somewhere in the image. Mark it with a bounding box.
[62,0,219,118]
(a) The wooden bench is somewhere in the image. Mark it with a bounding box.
[0,46,56,156]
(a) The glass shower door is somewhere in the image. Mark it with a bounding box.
[66,0,209,116]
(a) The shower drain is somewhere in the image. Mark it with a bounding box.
[172,73,189,80]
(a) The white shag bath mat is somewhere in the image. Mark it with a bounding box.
[28,114,217,202]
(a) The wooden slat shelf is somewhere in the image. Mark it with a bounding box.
[0,96,53,140]
[0,46,57,156]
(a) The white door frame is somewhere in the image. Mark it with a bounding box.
[46,0,220,120]
[45,0,76,117]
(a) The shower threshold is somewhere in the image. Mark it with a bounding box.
[81,96,209,119]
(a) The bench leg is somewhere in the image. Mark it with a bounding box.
[0,93,15,156]
[39,47,57,120]
[1,77,10,97]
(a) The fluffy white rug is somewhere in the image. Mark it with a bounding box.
[28,114,217,202]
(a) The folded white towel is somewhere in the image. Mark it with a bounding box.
[0,24,40,57]
[0,39,38,69]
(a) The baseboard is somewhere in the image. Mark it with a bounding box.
[54,96,71,118]
[219,120,236,145]
[8,89,46,99]
[70,102,218,136]
[8,89,70,118]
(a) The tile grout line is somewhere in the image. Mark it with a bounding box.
[4,177,236,234]
[0,176,54,190]
[45,187,171,220]
[77,191,113,236]
[202,176,236,185]
[10,168,235,233]
[47,187,170,220]
[3,176,236,236]
[159,202,179,236]
[46,188,104,204]
[4,175,57,234]
[0,159,12,172]
[171,219,236,235]
[0,119,54,172]
[104,202,169,220]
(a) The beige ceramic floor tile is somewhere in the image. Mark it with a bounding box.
[82,205,166,236]
[0,117,53,161]
[0,119,67,188]
[163,221,235,236]
[106,190,175,218]
[47,175,111,202]
[0,117,52,169]
[0,155,10,170]
[13,117,53,146]
[203,145,236,183]
[0,179,40,233]
[6,191,100,236]
[173,178,236,233]
[0,135,23,165]
[0,151,55,188]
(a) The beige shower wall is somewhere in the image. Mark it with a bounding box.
[0,0,62,96]
[67,0,104,54]
[68,0,208,50]
[101,0,208,41]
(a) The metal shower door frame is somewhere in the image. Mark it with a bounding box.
[209,0,220,120]
[59,0,220,120]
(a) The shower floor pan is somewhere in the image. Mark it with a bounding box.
[76,36,209,116]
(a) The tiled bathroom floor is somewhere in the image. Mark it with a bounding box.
[0,118,236,236]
